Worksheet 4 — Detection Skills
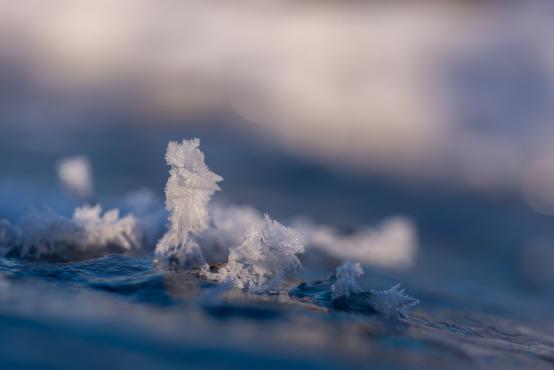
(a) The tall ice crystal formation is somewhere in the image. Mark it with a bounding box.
[155,139,223,269]
[208,214,304,291]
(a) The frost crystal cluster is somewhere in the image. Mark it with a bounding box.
[333,261,419,318]
[208,215,304,292]
[154,139,305,289]
[17,205,140,261]
[331,261,364,299]
[0,137,419,306]
[369,284,420,318]
[291,261,419,319]
[155,139,223,269]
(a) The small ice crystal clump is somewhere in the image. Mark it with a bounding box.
[17,205,141,261]
[331,262,419,318]
[207,214,304,292]
[57,156,94,202]
[291,261,419,319]
[155,138,223,269]
[369,284,420,319]
[331,261,364,299]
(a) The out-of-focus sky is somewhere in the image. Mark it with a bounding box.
[2,0,554,214]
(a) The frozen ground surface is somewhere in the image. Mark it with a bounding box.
[0,122,554,369]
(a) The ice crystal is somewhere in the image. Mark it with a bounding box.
[331,261,364,299]
[290,261,419,318]
[207,215,304,292]
[57,156,94,201]
[155,138,223,269]
[369,284,420,319]
[332,262,419,318]
[294,217,417,270]
[18,205,140,261]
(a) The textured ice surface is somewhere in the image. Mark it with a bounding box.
[204,214,304,292]
[294,217,417,270]
[14,205,141,261]
[155,138,223,268]
[0,254,551,370]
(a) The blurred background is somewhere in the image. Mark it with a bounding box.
[1,0,554,320]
